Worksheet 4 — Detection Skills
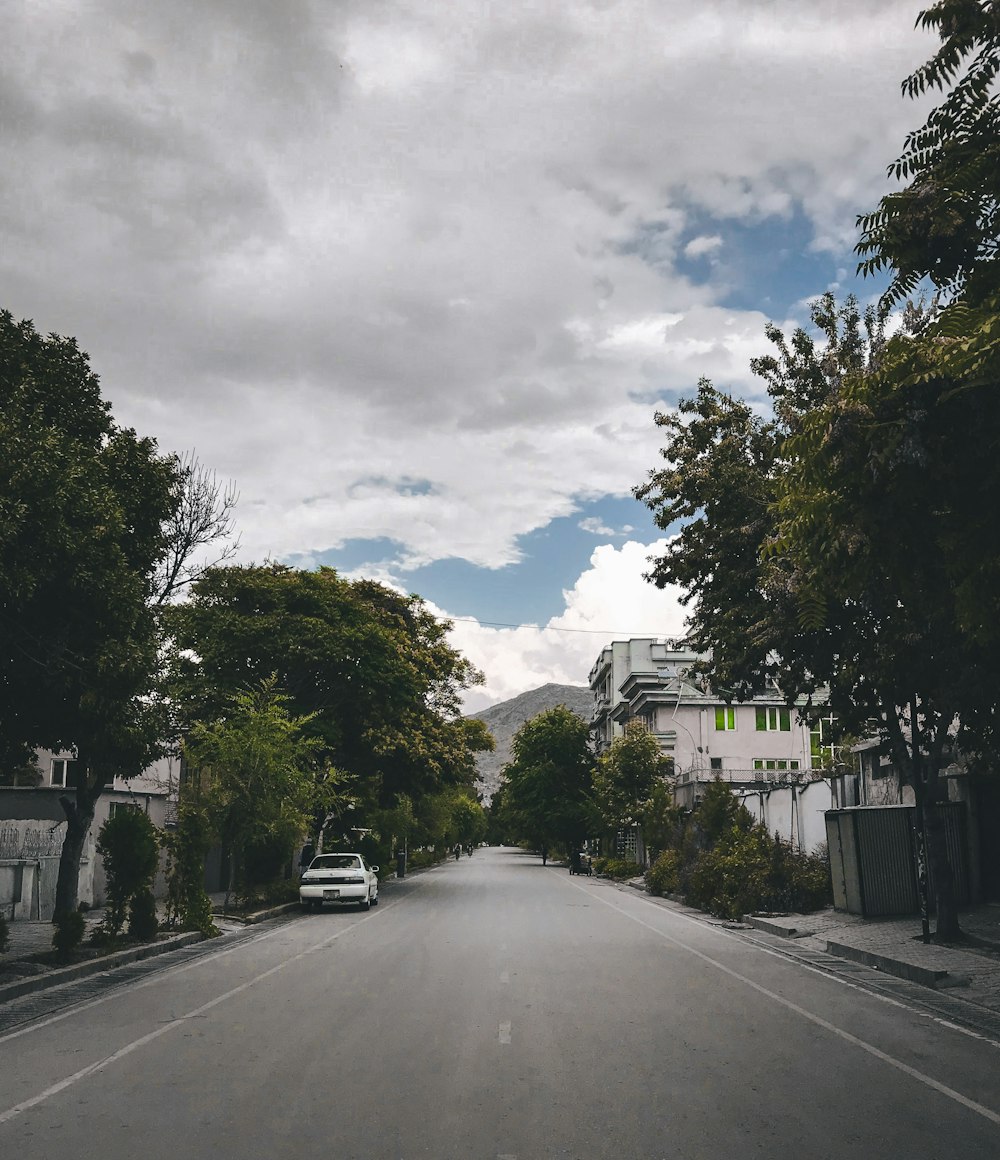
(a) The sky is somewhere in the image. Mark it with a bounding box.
[2,1,936,711]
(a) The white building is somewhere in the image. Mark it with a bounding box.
[589,639,829,813]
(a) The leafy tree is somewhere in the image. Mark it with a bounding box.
[636,293,991,938]
[0,310,181,914]
[593,721,673,833]
[166,565,492,820]
[183,677,324,908]
[500,706,594,856]
[857,0,1000,307]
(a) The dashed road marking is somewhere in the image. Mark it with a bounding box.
[498,1020,512,1045]
[499,970,509,984]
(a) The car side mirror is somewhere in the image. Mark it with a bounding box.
[371,866,379,873]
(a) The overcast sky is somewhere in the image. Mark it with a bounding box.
[2,1,934,709]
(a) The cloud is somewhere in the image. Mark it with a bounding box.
[446,538,690,712]
[0,1,935,576]
[684,235,724,260]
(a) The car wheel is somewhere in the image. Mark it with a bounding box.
[358,893,371,911]
[371,891,379,906]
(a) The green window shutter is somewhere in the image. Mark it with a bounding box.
[753,759,763,770]
[715,706,725,730]
[727,707,735,730]
[790,761,800,770]
[756,707,766,731]
[779,707,790,731]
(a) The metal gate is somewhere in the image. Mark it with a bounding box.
[825,804,969,917]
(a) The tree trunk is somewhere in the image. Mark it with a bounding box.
[925,796,961,941]
[55,792,95,918]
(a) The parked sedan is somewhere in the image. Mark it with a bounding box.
[300,853,380,911]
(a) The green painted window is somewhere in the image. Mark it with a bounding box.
[714,706,736,731]
[756,706,790,731]
[752,759,799,771]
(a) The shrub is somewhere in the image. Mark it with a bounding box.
[0,911,9,954]
[645,849,681,896]
[128,888,160,941]
[52,909,86,962]
[95,808,161,940]
[593,856,642,879]
[163,800,218,936]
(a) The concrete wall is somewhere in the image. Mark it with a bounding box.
[738,780,833,853]
[0,785,171,918]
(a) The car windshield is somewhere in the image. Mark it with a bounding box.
[308,855,363,870]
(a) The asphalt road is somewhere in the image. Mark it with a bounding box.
[2,847,999,1159]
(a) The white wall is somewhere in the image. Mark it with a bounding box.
[738,780,833,853]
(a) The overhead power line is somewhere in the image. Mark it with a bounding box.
[444,615,682,637]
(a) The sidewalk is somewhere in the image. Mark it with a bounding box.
[0,891,292,1002]
[744,903,1000,1013]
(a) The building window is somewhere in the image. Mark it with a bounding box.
[810,716,836,766]
[710,758,722,771]
[714,706,736,731]
[752,759,800,771]
[50,759,78,788]
[755,706,790,732]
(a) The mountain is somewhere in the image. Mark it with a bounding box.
[469,682,594,803]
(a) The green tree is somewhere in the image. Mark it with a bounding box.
[593,722,673,833]
[95,808,161,941]
[636,294,988,938]
[857,0,1000,307]
[500,706,594,856]
[165,565,491,823]
[183,677,324,908]
[0,311,182,914]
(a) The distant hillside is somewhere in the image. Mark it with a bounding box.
[469,683,593,803]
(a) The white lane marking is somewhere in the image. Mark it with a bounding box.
[567,876,1000,1051]
[498,1154,517,1158]
[577,884,1000,1127]
[0,899,408,1123]
[498,1020,512,1045]
[0,888,419,1047]
[499,970,509,985]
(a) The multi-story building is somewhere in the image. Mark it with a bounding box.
[589,638,825,810]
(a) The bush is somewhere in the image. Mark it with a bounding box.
[52,910,86,962]
[96,808,160,940]
[0,911,9,954]
[163,800,218,936]
[593,856,642,879]
[128,888,160,941]
[645,849,681,896]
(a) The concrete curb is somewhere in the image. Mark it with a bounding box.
[211,900,302,925]
[744,915,804,938]
[824,940,969,990]
[0,930,205,1004]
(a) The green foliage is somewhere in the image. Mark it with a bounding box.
[128,888,159,941]
[52,909,86,962]
[642,783,831,918]
[856,1,1000,307]
[95,809,161,941]
[0,309,185,912]
[645,849,681,896]
[593,722,673,830]
[499,706,595,854]
[163,798,219,936]
[592,856,641,878]
[641,781,685,854]
[184,676,323,907]
[165,565,491,832]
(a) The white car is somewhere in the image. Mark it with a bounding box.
[300,853,380,911]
